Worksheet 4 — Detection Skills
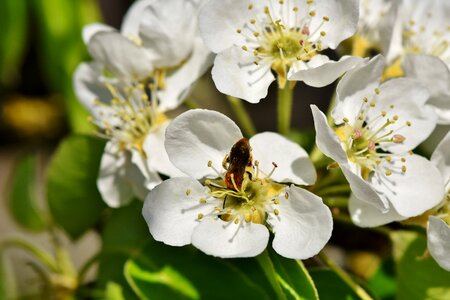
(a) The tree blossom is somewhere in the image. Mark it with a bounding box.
[352,0,398,56]
[385,0,450,124]
[143,109,332,259]
[199,0,363,103]
[427,131,450,271]
[74,0,213,207]
[311,55,443,226]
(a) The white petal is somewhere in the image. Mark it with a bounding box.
[268,185,332,259]
[82,23,115,45]
[288,55,363,88]
[87,31,153,80]
[427,216,450,271]
[369,154,445,218]
[73,62,116,123]
[369,78,437,153]
[249,132,316,185]
[158,36,214,111]
[165,109,243,179]
[211,46,275,103]
[199,0,260,53]
[403,54,450,124]
[431,131,450,183]
[97,142,151,207]
[138,0,201,67]
[130,149,162,192]
[349,193,405,228]
[143,122,185,178]
[310,105,348,164]
[191,218,269,258]
[121,0,154,37]
[333,55,385,126]
[309,0,359,49]
[143,177,214,246]
[340,164,389,211]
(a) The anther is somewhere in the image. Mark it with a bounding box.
[392,134,406,143]
[236,28,242,34]
[200,197,207,204]
[248,4,253,10]
[309,11,316,17]
[186,189,191,196]
[406,121,411,127]
[274,209,280,216]
[273,199,280,205]
[401,166,407,173]
[250,19,256,24]
[320,31,326,36]
[234,218,240,224]
[369,101,376,107]
[242,45,248,51]
[323,16,330,21]
[401,157,406,163]
[352,129,362,139]
[197,213,203,219]
[393,115,399,121]
[363,97,368,103]
[368,140,376,151]
[385,170,392,176]
[385,155,392,162]
[207,160,213,167]
[285,192,289,199]
[343,117,349,123]
[375,88,380,95]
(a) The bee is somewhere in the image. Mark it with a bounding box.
[223,138,253,191]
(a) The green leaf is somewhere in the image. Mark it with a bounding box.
[367,259,396,300]
[8,155,48,231]
[309,269,358,300]
[124,261,199,300]
[128,242,275,300]
[391,230,450,300]
[105,282,125,300]
[98,200,149,300]
[268,249,319,300]
[47,135,106,239]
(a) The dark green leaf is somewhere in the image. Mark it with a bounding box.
[268,249,319,300]
[47,135,106,239]
[391,230,450,300]
[8,155,48,231]
[367,259,396,300]
[125,261,199,300]
[309,269,358,300]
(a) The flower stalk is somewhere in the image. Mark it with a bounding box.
[227,96,256,137]
[318,251,374,300]
[277,83,294,136]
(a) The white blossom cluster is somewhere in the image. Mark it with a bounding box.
[74,0,450,269]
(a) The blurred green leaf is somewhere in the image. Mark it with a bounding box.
[391,230,450,300]
[125,261,199,300]
[105,282,125,300]
[47,135,106,239]
[8,155,48,231]
[31,0,101,133]
[0,0,27,87]
[98,200,149,300]
[268,249,319,300]
[309,269,358,300]
[367,259,396,300]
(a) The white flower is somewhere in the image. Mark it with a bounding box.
[311,55,443,226]
[385,0,450,124]
[199,0,363,103]
[142,109,332,259]
[427,131,450,271]
[74,0,213,207]
[353,0,398,54]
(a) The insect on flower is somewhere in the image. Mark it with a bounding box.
[223,138,253,191]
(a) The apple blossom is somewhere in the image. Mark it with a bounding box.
[385,0,450,123]
[199,0,363,103]
[311,55,443,225]
[143,109,332,259]
[74,0,213,207]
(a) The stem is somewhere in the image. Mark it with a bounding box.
[227,96,257,137]
[256,250,286,300]
[0,239,58,272]
[78,252,100,284]
[318,251,373,300]
[277,83,293,136]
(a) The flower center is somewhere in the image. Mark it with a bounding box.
[236,1,329,87]
[91,79,167,153]
[335,89,410,179]
[402,19,450,63]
